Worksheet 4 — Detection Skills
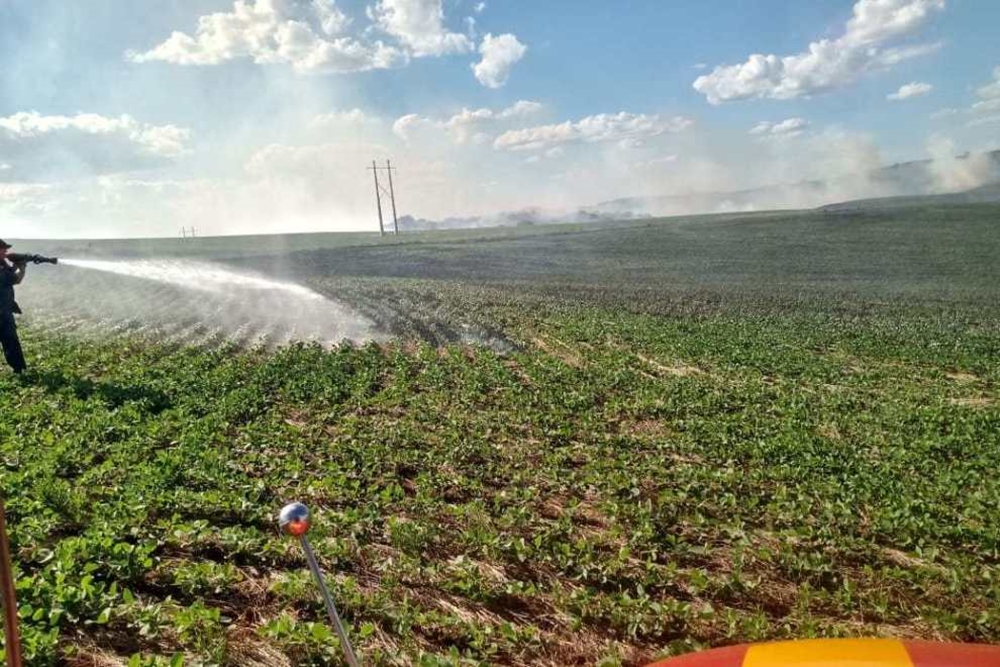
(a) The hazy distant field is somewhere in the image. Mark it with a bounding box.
[16,203,1000,346]
[3,204,999,665]
[10,216,675,260]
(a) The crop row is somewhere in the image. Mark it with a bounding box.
[2,279,998,665]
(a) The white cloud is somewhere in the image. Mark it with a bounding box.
[971,98,1000,115]
[977,65,1000,100]
[749,117,809,137]
[129,0,406,73]
[0,112,191,181]
[0,183,58,232]
[930,66,1000,128]
[693,0,945,104]
[844,0,943,44]
[967,114,1000,127]
[391,114,427,141]
[0,112,190,157]
[643,154,678,166]
[497,100,544,118]
[245,141,377,180]
[474,2,487,13]
[369,0,472,57]
[929,107,960,119]
[441,108,496,144]
[771,118,808,135]
[443,108,498,127]
[617,137,645,149]
[494,112,693,152]
[393,100,543,143]
[525,145,567,164]
[0,182,51,202]
[472,33,527,88]
[887,81,933,100]
[965,67,1000,126]
[309,108,379,129]
[875,41,942,66]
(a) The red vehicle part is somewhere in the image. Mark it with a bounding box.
[647,638,1000,666]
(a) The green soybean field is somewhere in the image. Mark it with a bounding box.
[2,204,999,666]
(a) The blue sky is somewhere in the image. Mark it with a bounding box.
[1,0,999,237]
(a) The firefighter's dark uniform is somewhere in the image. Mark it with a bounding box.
[0,258,26,373]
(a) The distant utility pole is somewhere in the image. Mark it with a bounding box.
[385,159,399,235]
[367,159,400,236]
[367,160,385,236]
[180,226,197,240]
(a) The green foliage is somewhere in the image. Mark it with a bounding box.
[3,206,1000,663]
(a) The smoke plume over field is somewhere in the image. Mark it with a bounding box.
[398,144,1000,230]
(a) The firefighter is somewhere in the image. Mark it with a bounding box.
[0,239,27,374]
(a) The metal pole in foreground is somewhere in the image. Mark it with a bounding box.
[279,502,360,667]
[0,499,23,667]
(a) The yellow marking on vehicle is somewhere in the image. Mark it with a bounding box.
[744,639,913,667]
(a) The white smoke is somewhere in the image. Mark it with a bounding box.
[925,135,995,192]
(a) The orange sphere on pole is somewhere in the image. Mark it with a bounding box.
[278,502,311,537]
[287,519,310,537]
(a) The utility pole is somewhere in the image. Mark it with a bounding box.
[367,159,402,236]
[386,159,399,235]
[368,160,385,236]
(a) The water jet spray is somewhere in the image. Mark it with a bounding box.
[48,258,380,346]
